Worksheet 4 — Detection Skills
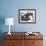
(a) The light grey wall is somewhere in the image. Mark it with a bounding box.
[0,0,46,32]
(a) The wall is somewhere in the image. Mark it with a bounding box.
[0,0,46,46]
[0,0,46,32]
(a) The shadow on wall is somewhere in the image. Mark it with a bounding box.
[0,16,5,46]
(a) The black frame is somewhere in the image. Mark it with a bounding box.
[18,9,36,24]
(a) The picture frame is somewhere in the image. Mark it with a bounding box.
[18,9,36,23]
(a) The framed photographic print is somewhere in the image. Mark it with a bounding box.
[18,9,36,23]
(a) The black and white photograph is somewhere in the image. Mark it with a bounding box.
[19,9,36,23]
